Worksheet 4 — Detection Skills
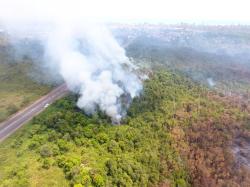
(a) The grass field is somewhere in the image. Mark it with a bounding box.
[0,62,51,122]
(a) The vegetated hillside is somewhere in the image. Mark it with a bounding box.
[125,31,250,96]
[0,34,60,122]
[0,62,51,122]
[0,69,249,187]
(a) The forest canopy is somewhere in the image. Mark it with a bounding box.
[0,69,249,187]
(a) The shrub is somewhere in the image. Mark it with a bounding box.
[40,145,53,157]
[57,156,81,173]
[42,158,51,169]
[57,139,71,153]
[96,133,109,144]
[7,104,18,114]
[91,173,105,187]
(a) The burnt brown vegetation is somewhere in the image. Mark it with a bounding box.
[183,93,250,187]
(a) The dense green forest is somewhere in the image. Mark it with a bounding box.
[0,69,249,187]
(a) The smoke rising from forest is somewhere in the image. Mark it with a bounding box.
[0,0,142,122]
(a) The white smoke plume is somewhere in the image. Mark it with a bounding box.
[0,0,142,122]
[207,77,216,87]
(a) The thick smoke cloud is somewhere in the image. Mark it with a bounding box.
[0,1,142,122]
[46,23,142,122]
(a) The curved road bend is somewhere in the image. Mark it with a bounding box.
[0,84,69,142]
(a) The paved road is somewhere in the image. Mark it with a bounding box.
[0,84,69,142]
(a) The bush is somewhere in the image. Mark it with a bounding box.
[91,173,105,187]
[11,139,23,148]
[21,96,31,107]
[40,145,53,157]
[42,158,51,169]
[57,156,81,173]
[7,104,18,114]
[57,139,71,152]
[28,141,39,150]
[96,133,109,144]
[107,140,120,154]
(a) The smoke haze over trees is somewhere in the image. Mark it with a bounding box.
[0,1,143,122]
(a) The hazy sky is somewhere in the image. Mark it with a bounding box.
[0,0,250,24]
